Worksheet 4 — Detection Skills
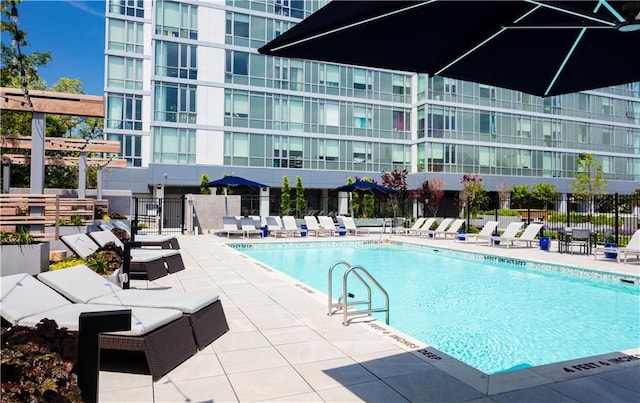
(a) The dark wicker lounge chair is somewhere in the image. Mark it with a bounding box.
[38,265,229,350]
[1,273,197,381]
[60,233,169,281]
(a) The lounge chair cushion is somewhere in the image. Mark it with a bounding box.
[39,265,219,314]
[91,290,218,314]
[38,264,122,303]
[19,304,183,336]
[1,274,71,324]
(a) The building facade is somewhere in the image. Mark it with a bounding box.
[103,0,640,206]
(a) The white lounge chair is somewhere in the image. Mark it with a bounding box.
[318,216,337,236]
[304,216,333,237]
[493,223,543,248]
[393,217,426,235]
[276,216,301,237]
[487,222,525,247]
[594,229,640,263]
[219,216,245,238]
[266,216,283,235]
[1,273,197,381]
[466,221,500,244]
[337,216,370,236]
[241,217,263,238]
[408,218,438,236]
[443,219,466,239]
[37,264,229,350]
[425,218,454,239]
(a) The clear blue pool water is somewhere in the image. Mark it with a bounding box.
[235,242,640,374]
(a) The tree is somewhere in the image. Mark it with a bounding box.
[570,153,608,200]
[295,176,305,217]
[531,182,559,210]
[410,178,444,217]
[280,176,290,215]
[380,169,408,217]
[496,180,510,209]
[461,173,488,218]
[200,174,211,195]
[510,184,531,209]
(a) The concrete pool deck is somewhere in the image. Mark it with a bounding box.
[98,232,640,402]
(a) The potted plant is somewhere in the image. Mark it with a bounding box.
[0,227,50,276]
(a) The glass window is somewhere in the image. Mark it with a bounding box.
[226,51,249,75]
[106,93,143,130]
[109,0,144,18]
[479,84,495,99]
[324,102,339,126]
[153,82,197,123]
[153,127,196,163]
[107,56,143,90]
[155,0,197,39]
[108,19,144,53]
[353,105,371,129]
[107,133,142,167]
[155,41,197,79]
[320,65,339,87]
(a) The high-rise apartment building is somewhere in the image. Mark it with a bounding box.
[104,0,640,208]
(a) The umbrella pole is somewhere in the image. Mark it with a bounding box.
[224,187,228,216]
[349,192,353,217]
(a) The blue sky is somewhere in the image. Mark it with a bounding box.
[18,0,106,95]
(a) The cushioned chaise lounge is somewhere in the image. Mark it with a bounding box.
[1,273,197,381]
[38,265,229,350]
[100,221,180,249]
[88,231,186,274]
[61,233,169,281]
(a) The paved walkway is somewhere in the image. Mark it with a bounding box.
[99,233,639,402]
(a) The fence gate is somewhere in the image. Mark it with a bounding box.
[133,196,185,235]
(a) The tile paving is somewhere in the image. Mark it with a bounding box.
[98,232,640,402]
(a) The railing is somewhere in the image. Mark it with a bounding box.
[327,260,389,326]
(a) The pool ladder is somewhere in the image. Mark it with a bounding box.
[327,261,389,326]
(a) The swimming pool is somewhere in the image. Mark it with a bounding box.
[233,241,640,374]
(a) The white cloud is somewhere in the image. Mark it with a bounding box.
[65,0,104,18]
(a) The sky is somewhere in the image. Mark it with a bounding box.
[16,0,106,95]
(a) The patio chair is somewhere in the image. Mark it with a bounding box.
[38,265,229,350]
[466,221,500,244]
[594,229,640,263]
[393,217,426,235]
[317,216,337,236]
[240,217,263,238]
[1,273,197,381]
[266,216,283,235]
[275,216,301,237]
[88,231,185,274]
[104,220,180,249]
[218,216,245,238]
[61,233,169,281]
[337,216,371,236]
[442,219,466,239]
[485,222,525,247]
[425,218,454,239]
[566,228,592,255]
[304,216,333,237]
[493,223,543,248]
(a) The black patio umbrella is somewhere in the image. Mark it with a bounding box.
[259,1,640,97]
[335,180,398,217]
[205,175,267,215]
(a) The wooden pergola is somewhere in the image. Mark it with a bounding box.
[0,87,126,196]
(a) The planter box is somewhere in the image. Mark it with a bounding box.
[1,242,50,276]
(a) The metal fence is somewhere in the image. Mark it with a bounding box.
[133,197,185,235]
[471,193,640,245]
